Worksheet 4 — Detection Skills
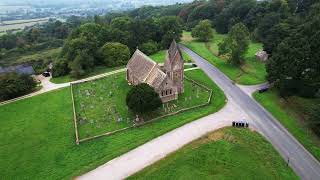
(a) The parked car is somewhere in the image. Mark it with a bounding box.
[42,71,50,77]
[258,87,269,93]
[232,121,249,128]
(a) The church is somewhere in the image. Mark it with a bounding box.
[126,40,184,102]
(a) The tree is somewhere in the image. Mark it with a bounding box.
[158,16,183,48]
[52,58,70,77]
[266,6,320,97]
[308,103,320,134]
[98,42,130,67]
[218,23,250,65]
[256,13,280,42]
[139,41,159,55]
[191,19,213,42]
[0,73,37,101]
[126,83,162,114]
[69,50,94,78]
[263,22,291,54]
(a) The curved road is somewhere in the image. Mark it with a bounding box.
[180,45,320,180]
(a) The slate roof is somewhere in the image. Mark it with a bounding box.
[127,49,156,82]
[0,64,35,75]
[127,49,168,90]
[145,67,166,89]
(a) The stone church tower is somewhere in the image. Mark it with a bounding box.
[126,40,184,103]
[163,40,184,93]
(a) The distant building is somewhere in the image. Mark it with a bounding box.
[0,64,35,75]
[126,40,184,103]
[255,50,268,62]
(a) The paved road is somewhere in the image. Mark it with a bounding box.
[180,45,320,180]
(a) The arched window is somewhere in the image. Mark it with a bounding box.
[170,89,172,94]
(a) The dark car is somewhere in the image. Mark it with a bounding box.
[42,71,50,77]
[258,87,269,93]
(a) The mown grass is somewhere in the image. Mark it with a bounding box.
[0,69,226,179]
[150,50,192,63]
[73,71,210,139]
[253,90,320,160]
[181,31,266,85]
[129,128,298,180]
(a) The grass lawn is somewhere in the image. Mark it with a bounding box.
[150,50,193,63]
[181,31,266,85]
[73,72,211,139]
[50,66,125,84]
[0,69,226,179]
[253,90,320,161]
[129,128,298,180]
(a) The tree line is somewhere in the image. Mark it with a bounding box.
[54,15,183,78]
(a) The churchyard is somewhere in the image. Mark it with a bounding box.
[72,71,212,142]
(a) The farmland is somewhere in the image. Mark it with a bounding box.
[0,18,62,35]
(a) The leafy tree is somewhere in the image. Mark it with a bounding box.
[98,42,130,67]
[266,3,320,97]
[126,83,162,114]
[68,50,94,78]
[191,19,213,42]
[52,58,70,77]
[158,16,183,48]
[218,23,250,65]
[0,73,37,101]
[308,104,320,134]
[256,13,280,42]
[263,22,291,54]
[139,41,159,55]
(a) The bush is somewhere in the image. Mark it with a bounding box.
[0,73,37,101]
[191,20,213,42]
[98,42,130,67]
[126,83,162,114]
[52,58,70,77]
[139,41,159,55]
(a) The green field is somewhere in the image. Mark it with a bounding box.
[254,90,320,161]
[181,31,266,85]
[130,128,297,179]
[0,18,50,34]
[73,71,211,139]
[0,69,226,179]
[150,50,193,63]
[0,47,61,67]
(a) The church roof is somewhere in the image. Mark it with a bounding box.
[145,67,166,89]
[0,64,35,75]
[127,49,167,89]
[127,49,156,82]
